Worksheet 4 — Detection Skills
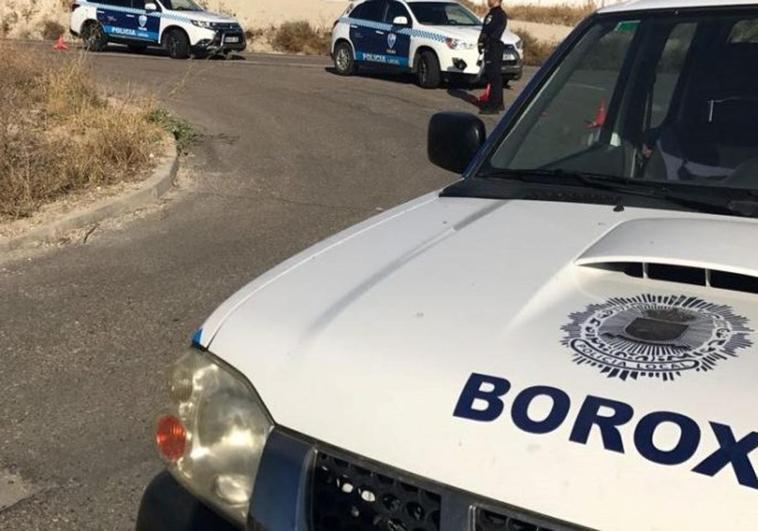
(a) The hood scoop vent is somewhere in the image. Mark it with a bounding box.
[587,261,758,295]
[576,218,758,295]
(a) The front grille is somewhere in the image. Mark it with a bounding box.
[502,45,519,65]
[312,452,441,531]
[475,507,558,531]
[214,22,241,31]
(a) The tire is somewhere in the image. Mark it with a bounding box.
[81,21,107,52]
[164,29,190,59]
[333,41,356,76]
[127,44,147,54]
[416,50,441,89]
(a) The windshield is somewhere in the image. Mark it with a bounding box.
[408,2,481,26]
[486,9,758,193]
[161,0,203,11]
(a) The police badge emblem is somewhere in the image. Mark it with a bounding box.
[387,33,397,49]
[562,294,753,381]
[139,14,148,28]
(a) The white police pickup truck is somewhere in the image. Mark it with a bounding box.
[137,1,758,530]
[69,0,245,58]
[331,0,523,88]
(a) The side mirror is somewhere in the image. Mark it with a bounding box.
[392,15,409,26]
[145,2,158,11]
[428,112,486,174]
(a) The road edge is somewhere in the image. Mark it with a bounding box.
[0,142,179,253]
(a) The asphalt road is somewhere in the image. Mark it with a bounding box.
[0,47,533,530]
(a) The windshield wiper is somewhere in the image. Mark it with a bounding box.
[654,189,758,218]
[476,169,758,217]
[478,168,659,195]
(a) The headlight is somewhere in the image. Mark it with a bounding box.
[155,347,273,526]
[191,20,215,29]
[515,38,523,51]
[445,38,475,50]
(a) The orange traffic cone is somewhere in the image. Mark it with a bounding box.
[53,35,68,51]
[477,83,492,105]
[586,99,607,129]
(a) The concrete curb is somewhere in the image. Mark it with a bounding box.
[0,142,179,253]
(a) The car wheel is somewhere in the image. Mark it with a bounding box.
[82,21,108,52]
[416,50,441,89]
[164,29,190,59]
[127,44,147,54]
[333,41,356,76]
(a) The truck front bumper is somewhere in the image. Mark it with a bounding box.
[136,429,572,531]
[136,472,241,531]
[193,30,247,54]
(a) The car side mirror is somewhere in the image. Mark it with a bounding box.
[392,15,410,26]
[428,112,486,174]
[145,2,158,11]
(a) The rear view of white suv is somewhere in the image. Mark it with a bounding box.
[331,0,523,88]
[70,0,246,59]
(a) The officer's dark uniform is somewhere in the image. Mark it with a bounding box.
[478,5,508,112]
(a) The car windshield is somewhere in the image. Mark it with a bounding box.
[485,9,758,194]
[161,0,203,11]
[408,2,480,26]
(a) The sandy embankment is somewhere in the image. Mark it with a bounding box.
[0,0,570,46]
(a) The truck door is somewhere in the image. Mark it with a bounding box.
[384,1,412,68]
[96,0,135,38]
[131,0,161,42]
[349,0,389,63]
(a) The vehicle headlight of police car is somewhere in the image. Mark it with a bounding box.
[137,1,758,530]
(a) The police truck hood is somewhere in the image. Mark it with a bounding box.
[199,195,758,530]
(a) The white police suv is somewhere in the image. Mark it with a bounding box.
[331,0,523,88]
[69,0,245,58]
[137,1,758,530]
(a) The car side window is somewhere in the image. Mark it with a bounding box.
[132,0,146,9]
[351,0,387,22]
[385,1,410,24]
[100,0,132,6]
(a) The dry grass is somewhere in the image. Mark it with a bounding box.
[506,2,596,26]
[459,0,487,16]
[460,1,595,26]
[0,43,165,220]
[40,19,66,40]
[270,21,331,55]
[519,29,558,66]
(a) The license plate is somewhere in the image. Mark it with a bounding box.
[504,53,517,61]
[224,36,240,43]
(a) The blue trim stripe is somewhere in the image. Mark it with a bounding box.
[102,24,158,40]
[341,17,448,43]
[355,52,409,67]
[191,328,203,347]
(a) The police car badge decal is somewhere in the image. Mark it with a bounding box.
[562,294,753,381]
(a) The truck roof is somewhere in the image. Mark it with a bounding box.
[599,0,757,14]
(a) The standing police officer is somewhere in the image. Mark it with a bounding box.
[478,0,508,115]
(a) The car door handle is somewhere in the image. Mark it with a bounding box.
[125,14,135,18]
[350,24,358,29]
[375,30,385,35]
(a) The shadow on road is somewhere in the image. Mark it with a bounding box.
[446,88,481,109]
[100,44,246,61]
